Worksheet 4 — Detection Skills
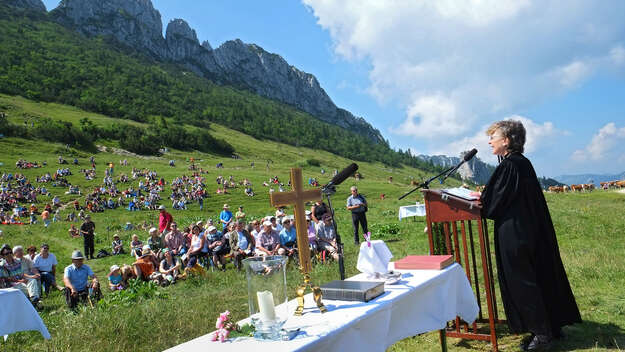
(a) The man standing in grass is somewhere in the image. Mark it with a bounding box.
[346,186,368,245]
[158,205,173,234]
[80,215,95,260]
[219,204,233,231]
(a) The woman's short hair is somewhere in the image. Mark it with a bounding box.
[486,120,526,153]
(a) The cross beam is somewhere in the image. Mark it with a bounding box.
[269,168,326,315]
[270,168,321,273]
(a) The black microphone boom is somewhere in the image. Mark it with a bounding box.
[323,163,358,189]
[398,148,478,200]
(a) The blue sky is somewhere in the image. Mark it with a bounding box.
[42,1,625,177]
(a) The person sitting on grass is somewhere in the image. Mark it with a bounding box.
[306,215,318,255]
[25,246,38,261]
[185,224,206,269]
[316,214,339,261]
[63,250,100,310]
[68,224,79,238]
[205,225,228,271]
[107,265,124,291]
[278,218,297,258]
[129,234,143,258]
[33,243,62,296]
[229,220,254,270]
[8,245,42,307]
[255,221,282,257]
[132,246,157,281]
[164,222,184,257]
[111,234,124,255]
[147,227,164,261]
[159,248,181,285]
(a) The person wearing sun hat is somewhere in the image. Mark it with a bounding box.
[107,265,123,290]
[219,204,233,231]
[63,250,99,309]
[133,245,156,281]
[111,234,124,255]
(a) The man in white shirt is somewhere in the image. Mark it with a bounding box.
[33,243,61,295]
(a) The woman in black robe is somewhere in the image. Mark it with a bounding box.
[480,120,581,350]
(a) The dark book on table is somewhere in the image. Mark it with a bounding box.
[321,280,385,302]
[394,254,454,270]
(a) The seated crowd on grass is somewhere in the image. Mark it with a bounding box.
[0,157,341,312]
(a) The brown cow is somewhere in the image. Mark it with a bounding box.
[570,184,583,192]
[582,184,595,192]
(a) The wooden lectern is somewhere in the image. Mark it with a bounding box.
[422,189,505,352]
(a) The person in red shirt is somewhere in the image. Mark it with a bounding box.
[158,205,173,234]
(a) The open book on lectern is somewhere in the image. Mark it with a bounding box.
[441,187,479,201]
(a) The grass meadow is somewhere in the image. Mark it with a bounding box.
[0,96,624,351]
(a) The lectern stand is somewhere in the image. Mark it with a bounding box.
[422,189,504,351]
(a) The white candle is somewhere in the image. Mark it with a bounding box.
[257,291,276,322]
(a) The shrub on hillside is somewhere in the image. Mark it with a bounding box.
[31,118,94,150]
[306,158,321,167]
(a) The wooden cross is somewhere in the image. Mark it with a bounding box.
[270,168,327,315]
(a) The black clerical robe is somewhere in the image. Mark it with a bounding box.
[480,152,581,336]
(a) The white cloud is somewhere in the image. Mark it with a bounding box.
[390,94,468,138]
[571,123,625,161]
[610,45,625,66]
[442,115,561,164]
[303,0,625,154]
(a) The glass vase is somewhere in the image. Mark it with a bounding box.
[243,255,289,340]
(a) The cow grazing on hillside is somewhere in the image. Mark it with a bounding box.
[582,184,595,192]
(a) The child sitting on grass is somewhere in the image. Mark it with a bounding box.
[107,265,124,290]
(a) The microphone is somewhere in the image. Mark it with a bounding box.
[441,148,477,182]
[463,148,477,162]
[322,163,358,190]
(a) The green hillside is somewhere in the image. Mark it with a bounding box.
[0,94,461,350]
[1,96,624,351]
[0,3,440,170]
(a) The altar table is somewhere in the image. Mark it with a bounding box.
[398,203,426,221]
[0,288,51,340]
[165,263,478,352]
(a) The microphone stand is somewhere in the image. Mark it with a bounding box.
[321,185,346,280]
[398,164,456,200]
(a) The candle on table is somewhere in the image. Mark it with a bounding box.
[257,291,276,322]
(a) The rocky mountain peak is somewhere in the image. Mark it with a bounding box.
[48,0,385,143]
[52,0,167,58]
[5,0,46,12]
[201,40,213,51]
[166,19,198,44]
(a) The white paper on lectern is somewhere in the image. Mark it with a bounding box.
[356,240,393,276]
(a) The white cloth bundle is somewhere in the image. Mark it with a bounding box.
[356,240,393,277]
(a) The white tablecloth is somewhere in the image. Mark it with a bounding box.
[0,288,51,340]
[165,263,478,352]
[398,203,426,221]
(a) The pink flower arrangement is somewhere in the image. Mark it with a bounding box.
[209,311,236,343]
